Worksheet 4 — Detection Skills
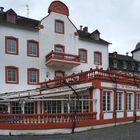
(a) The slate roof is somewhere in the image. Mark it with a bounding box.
[0,9,39,30]
[109,52,135,62]
[78,30,111,45]
[109,52,140,73]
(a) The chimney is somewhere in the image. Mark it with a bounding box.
[83,26,88,32]
[0,7,4,13]
[126,52,129,56]
[80,25,83,31]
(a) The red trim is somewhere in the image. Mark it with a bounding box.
[55,20,64,34]
[5,66,19,84]
[27,68,39,85]
[48,1,69,16]
[54,44,65,52]
[100,88,103,120]
[5,36,18,55]
[113,89,116,120]
[78,48,88,63]
[89,88,93,112]
[46,59,80,65]
[94,51,102,65]
[124,90,127,119]
[27,40,39,57]
[134,92,136,117]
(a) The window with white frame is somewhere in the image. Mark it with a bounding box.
[55,20,64,34]
[5,37,18,55]
[27,41,39,57]
[136,94,140,110]
[103,91,111,111]
[94,52,102,65]
[43,100,61,113]
[28,68,39,84]
[79,49,87,63]
[64,94,89,113]
[6,66,18,84]
[11,102,22,114]
[126,93,133,110]
[116,92,123,111]
[25,102,34,114]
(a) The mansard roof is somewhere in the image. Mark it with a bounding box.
[109,52,135,62]
[78,30,110,45]
[0,9,39,30]
[109,52,140,73]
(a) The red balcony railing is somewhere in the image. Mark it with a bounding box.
[0,112,96,130]
[40,68,140,89]
[45,50,80,65]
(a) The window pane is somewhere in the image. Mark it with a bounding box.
[7,68,17,82]
[25,102,34,114]
[28,42,38,56]
[103,91,111,111]
[55,21,64,33]
[7,39,17,53]
[79,50,87,62]
[95,52,101,65]
[11,102,21,114]
[29,70,38,83]
[55,46,64,53]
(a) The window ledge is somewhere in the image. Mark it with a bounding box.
[116,110,124,112]
[103,111,113,113]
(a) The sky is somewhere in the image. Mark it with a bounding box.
[1,0,140,55]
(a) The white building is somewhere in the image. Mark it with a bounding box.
[0,1,140,135]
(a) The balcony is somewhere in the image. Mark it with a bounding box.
[45,51,80,68]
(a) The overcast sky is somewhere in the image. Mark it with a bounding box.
[1,0,140,55]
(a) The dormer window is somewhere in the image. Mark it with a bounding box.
[6,9,16,24]
[113,60,117,68]
[123,61,127,69]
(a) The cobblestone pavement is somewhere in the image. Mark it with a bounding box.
[1,122,140,140]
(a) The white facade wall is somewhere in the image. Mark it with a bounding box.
[0,11,109,94]
[133,51,140,61]
[0,25,40,93]
[40,12,109,80]
[93,89,100,120]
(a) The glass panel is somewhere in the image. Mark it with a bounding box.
[55,21,64,33]
[29,70,38,83]
[95,52,101,65]
[7,39,17,53]
[25,102,34,114]
[79,50,86,62]
[28,42,37,56]
[7,68,17,82]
